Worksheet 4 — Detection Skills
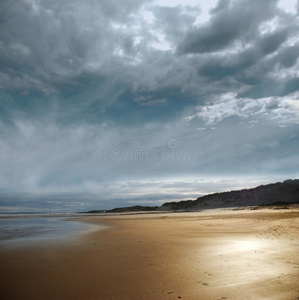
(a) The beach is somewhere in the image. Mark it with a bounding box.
[0,208,299,300]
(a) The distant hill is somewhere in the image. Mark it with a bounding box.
[158,179,299,211]
[106,205,159,213]
[86,206,159,214]
[85,179,299,213]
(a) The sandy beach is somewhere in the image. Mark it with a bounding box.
[0,208,299,300]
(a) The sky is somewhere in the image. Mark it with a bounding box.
[0,0,298,213]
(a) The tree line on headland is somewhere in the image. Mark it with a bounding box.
[86,179,299,213]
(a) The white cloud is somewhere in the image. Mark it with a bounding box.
[277,0,298,14]
[187,92,299,127]
[288,99,299,116]
[154,0,200,7]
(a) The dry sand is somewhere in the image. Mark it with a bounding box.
[0,208,299,300]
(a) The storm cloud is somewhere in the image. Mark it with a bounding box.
[0,0,298,212]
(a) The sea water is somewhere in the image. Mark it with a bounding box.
[0,215,99,247]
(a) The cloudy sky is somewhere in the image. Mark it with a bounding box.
[0,0,298,212]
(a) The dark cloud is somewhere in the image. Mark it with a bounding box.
[151,5,200,45]
[187,28,298,98]
[277,42,299,67]
[0,0,298,106]
[0,0,151,93]
[238,77,299,99]
[177,0,279,54]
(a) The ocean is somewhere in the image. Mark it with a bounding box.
[0,214,100,247]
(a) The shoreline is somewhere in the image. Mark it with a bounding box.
[0,208,298,299]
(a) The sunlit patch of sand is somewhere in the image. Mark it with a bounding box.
[229,239,265,251]
[180,211,299,299]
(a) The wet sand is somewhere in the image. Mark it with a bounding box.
[0,208,299,300]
